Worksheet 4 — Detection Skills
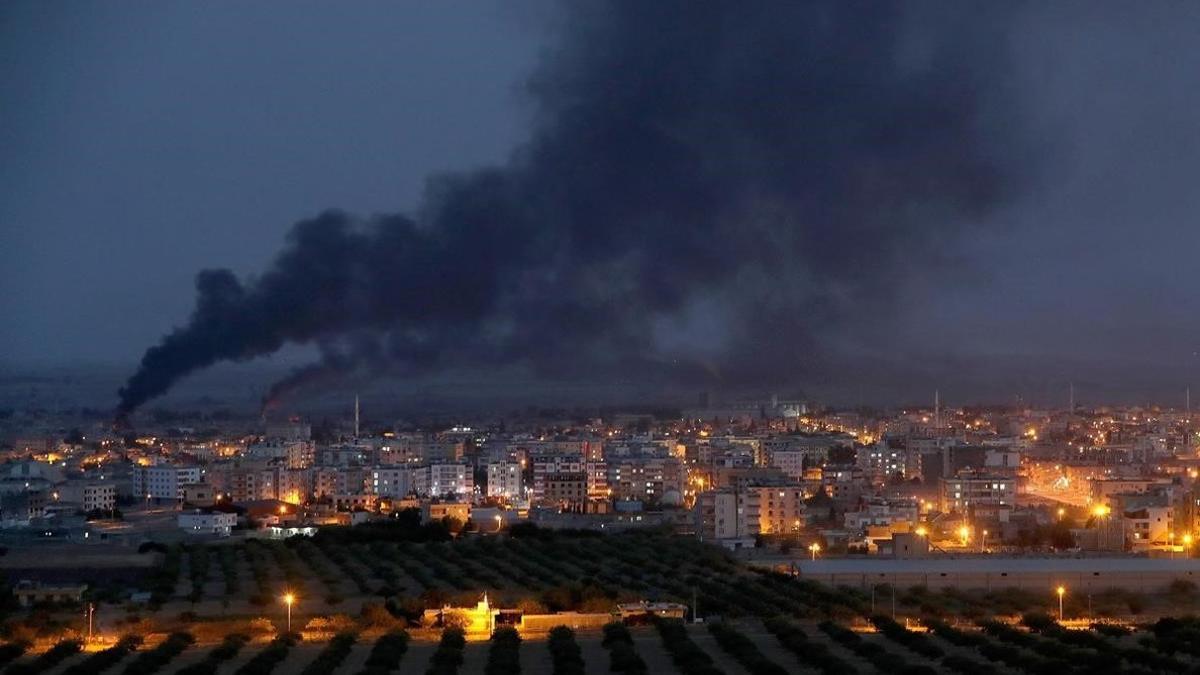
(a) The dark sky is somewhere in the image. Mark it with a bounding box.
[1,1,536,363]
[6,2,1200,408]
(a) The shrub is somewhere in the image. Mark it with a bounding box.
[707,622,788,675]
[0,642,28,669]
[233,635,295,675]
[548,626,583,675]
[122,631,195,675]
[600,622,645,675]
[868,615,944,659]
[119,629,194,672]
[764,616,851,674]
[175,634,248,675]
[299,632,356,675]
[359,629,409,675]
[425,627,466,675]
[485,626,521,675]
[7,639,82,675]
[654,619,721,675]
[63,635,142,675]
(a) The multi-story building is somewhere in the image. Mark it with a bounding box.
[543,472,588,512]
[81,483,116,512]
[369,467,415,499]
[245,441,313,469]
[486,461,523,499]
[607,457,685,504]
[178,509,237,536]
[748,485,807,535]
[938,473,1016,519]
[414,464,472,498]
[532,456,584,502]
[133,465,202,501]
[694,489,755,544]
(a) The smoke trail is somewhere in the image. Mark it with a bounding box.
[118,1,1025,416]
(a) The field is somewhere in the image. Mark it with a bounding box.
[3,525,1200,673]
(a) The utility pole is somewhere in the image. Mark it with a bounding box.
[354,394,360,438]
[86,603,94,642]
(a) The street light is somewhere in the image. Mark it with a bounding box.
[1093,505,1111,549]
[1056,586,1066,621]
[981,529,989,553]
[283,592,295,633]
[809,542,821,561]
[958,525,970,547]
[1057,507,1066,520]
[494,515,502,532]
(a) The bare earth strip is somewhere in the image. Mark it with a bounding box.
[803,626,881,673]
[162,644,210,675]
[328,638,373,675]
[684,624,751,675]
[271,642,323,674]
[577,633,611,675]
[631,631,682,675]
[459,640,489,674]
[402,641,436,674]
[40,651,88,675]
[737,620,820,675]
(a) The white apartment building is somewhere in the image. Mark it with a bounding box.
[82,483,116,512]
[178,509,236,536]
[414,464,472,498]
[486,461,523,499]
[133,465,202,501]
[370,467,415,498]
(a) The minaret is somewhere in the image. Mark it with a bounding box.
[354,394,360,438]
[934,390,940,431]
[1069,382,1075,414]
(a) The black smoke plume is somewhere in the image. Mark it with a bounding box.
[118,1,1025,417]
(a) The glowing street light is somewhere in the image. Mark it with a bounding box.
[915,526,928,537]
[494,515,503,532]
[958,525,970,546]
[1057,507,1066,520]
[1056,586,1066,621]
[809,542,821,561]
[1093,504,1111,549]
[283,592,295,633]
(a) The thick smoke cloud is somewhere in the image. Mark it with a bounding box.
[117,1,1023,416]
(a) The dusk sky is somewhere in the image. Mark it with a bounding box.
[6,2,1200,407]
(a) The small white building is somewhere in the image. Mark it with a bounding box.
[178,509,236,536]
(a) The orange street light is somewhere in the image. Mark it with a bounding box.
[283,592,295,633]
[1056,586,1066,621]
[915,526,928,537]
[808,542,821,561]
